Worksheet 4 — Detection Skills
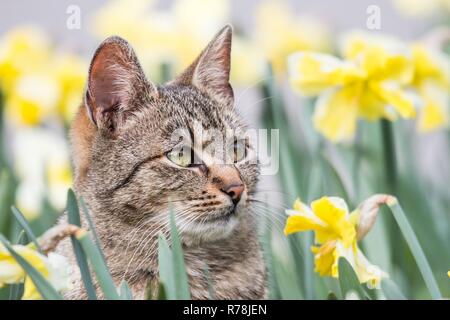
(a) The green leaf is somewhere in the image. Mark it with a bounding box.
[157,234,175,299]
[327,291,338,300]
[8,283,24,300]
[381,278,407,300]
[118,281,133,300]
[11,206,42,253]
[387,201,442,299]
[169,211,191,299]
[66,189,97,300]
[0,169,15,237]
[338,257,366,299]
[156,282,167,300]
[79,197,106,263]
[76,230,120,300]
[0,234,63,300]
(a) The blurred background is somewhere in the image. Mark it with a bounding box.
[0,0,449,299]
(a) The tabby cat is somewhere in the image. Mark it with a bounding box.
[58,25,266,299]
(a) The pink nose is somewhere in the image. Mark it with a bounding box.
[221,184,244,205]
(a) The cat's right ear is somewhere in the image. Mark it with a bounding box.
[85,36,157,133]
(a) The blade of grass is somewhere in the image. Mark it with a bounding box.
[11,206,42,253]
[156,282,167,300]
[66,189,96,300]
[118,281,133,300]
[158,234,175,299]
[79,197,106,263]
[8,283,24,300]
[387,200,442,299]
[0,234,63,300]
[75,229,120,300]
[169,211,191,299]
[0,169,15,237]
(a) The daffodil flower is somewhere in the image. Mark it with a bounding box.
[410,44,449,132]
[288,32,416,142]
[393,0,450,18]
[284,196,388,288]
[0,26,88,125]
[0,243,70,300]
[256,0,331,75]
[13,127,72,220]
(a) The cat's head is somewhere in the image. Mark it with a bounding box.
[71,25,259,244]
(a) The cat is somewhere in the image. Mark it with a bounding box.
[57,25,267,299]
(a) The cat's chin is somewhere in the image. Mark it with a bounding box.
[178,214,240,246]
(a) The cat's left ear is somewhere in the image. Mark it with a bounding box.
[171,25,233,106]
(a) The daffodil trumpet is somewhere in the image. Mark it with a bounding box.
[284,195,393,288]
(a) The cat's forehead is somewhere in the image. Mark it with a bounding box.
[155,85,242,134]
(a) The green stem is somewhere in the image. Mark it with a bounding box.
[76,230,120,300]
[160,62,172,83]
[388,201,442,300]
[381,120,397,194]
[352,124,362,201]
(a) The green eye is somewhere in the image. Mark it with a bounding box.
[233,139,247,163]
[167,146,192,167]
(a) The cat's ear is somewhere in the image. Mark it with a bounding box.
[85,36,157,132]
[171,25,233,105]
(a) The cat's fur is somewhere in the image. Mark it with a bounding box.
[57,25,266,299]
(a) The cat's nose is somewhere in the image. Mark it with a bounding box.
[221,184,244,205]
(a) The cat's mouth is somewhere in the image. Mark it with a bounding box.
[204,204,240,223]
[176,204,241,244]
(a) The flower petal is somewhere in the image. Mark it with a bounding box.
[370,81,417,118]
[416,80,449,132]
[311,197,356,246]
[354,246,388,289]
[288,51,364,96]
[284,198,327,236]
[359,86,398,121]
[313,85,361,142]
[311,241,337,276]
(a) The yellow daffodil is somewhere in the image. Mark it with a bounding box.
[410,44,450,132]
[13,128,72,220]
[92,0,263,85]
[52,53,87,123]
[0,26,87,125]
[255,0,331,76]
[6,72,60,126]
[289,32,417,142]
[0,26,51,91]
[393,0,450,17]
[0,27,58,126]
[0,243,70,299]
[285,196,388,288]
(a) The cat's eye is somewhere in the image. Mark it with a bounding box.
[233,139,247,163]
[167,145,193,167]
